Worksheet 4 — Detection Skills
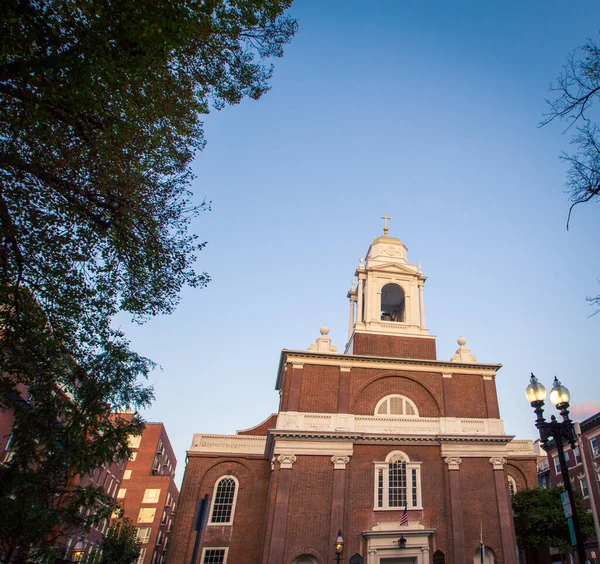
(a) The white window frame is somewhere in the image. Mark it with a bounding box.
[208,476,239,526]
[137,548,146,564]
[507,475,517,497]
[123,470,132,480]
[200,547,229,564]
[574,446,582,465]
[142,489,161,504]
[581,478,589,498]
[373,450,422,510]
[591,437,599,457]
[136,527,152,544]
[553,455,561,474]
[375,395,419,417]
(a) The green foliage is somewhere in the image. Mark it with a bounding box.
[512,487,595,555]
[96,519,141,564]
[543,37,600,311]
[0,0,296,560]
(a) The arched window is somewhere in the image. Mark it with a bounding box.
[507,476,517,498]
[374,451,422,510]
[473,546,495,564]
[381,283,405,322]
[375,395,419,417]
[209,476,239,525]
[293,556,318,564]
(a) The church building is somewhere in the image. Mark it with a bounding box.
[168,229,538,564]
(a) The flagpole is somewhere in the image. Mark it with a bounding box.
[480,521,484,564]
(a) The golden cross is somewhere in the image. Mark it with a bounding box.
[381,215,391,237]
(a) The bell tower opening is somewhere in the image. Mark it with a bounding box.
[381,283,405,322]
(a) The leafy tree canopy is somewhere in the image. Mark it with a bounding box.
[512,487,595,555]
[97,518,141,564]
[543,36,600,311]
[0,0,296,560]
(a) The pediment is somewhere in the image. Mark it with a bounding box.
[367,262,418,276]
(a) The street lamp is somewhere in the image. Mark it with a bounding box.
[335,529,344,563]
[525,374,587,564]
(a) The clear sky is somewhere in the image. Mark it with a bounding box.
[121,0,600,484]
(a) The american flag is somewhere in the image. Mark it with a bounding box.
[400,506,409,526]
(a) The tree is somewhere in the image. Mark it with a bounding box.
[95,519,141,564]
[543,37,600,311]
[512,487,595,555]
[0,0,297,560]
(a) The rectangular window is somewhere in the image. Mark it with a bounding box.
[130,451,138,461]
[581,478,589,498]
[128,435,142,449]
[591,438,599,456]
[412,468,418,507]
[137,548,146,564]
[202,549,226,564]
[375,459,421,510]
[574,446,582,465]
[553,455,561,474]
[124,470,132,480]
[143,489,161,504]
[117,489,126,499]
[137,508,156,524]
[136,527,152,544]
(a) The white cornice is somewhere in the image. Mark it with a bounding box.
[276,350,501,390]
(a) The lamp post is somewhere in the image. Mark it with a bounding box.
[334,530,344,563]
[525,374,587,564]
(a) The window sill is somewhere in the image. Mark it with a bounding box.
[373,507,423,512]
[207,522,233,527]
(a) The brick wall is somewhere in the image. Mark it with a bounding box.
[353,333,437,359]
[168,455,271,564]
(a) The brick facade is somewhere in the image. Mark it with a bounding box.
[169,234,538,564]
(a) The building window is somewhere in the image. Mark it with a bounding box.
[137,548,146,564]
[553,455,561,474]
[123,470,132,480]
[209,476,239,525]
[201,548,227,564]
[374,451,422,510]
[128,435,142,449]
[137,508,156,524]
[507,476,517,497]
[574,446,582,465]
[581,478,589,498]
[143,489,161,504]
[130,451,138,461]
[591,437,599,457]
[375,395,419,417]
[136,527,152,544]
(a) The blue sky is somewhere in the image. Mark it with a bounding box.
[121,1,600,483]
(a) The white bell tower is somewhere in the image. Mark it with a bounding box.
[346,220,429,344]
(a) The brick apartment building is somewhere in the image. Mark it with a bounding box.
[118,422,179,564]
[542,411,600,561]
[168,230,538,564]
[0,410,178,563]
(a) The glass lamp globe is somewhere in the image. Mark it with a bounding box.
[525,373,546,404]
[549,377,570,407]
[335,530,344,555]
